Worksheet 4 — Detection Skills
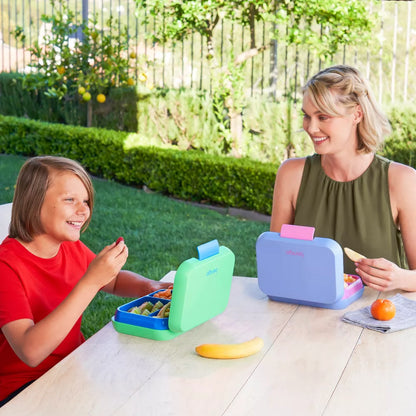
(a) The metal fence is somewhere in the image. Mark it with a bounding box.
[1,0,415,106]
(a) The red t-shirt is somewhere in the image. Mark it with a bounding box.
[0,237,96,401]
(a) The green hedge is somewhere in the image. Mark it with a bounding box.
[1,105,415,216]
[382,107,416,168]
[0,115,277,215]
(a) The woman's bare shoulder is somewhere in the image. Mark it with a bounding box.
[276,157,307,178]
[388,161,416,192]
[388,161,416,213]
[389,160,416,177]
[274,157,307,201]
[271,157,307,231]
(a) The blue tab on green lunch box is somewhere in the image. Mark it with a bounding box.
[112,240,235,340]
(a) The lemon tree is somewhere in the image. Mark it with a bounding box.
[13,0,140,125]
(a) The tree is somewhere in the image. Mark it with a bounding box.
[135,0,373,156]
[14,0,139,127]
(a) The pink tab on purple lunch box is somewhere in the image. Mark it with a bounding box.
[280,224,315,241]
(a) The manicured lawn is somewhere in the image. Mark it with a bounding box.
[0,153,270,337]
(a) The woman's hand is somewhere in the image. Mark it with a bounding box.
[355,257,411,291]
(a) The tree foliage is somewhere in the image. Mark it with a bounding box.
[135,0,373,155]
[13,0,141,125]
[136,0,373,62]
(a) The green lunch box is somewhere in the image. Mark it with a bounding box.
[112,239,235,340]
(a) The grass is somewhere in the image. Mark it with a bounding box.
[0,153,269,338]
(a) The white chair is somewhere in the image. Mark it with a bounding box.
[0,203,12,242]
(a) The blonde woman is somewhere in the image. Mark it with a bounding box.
[270,65,416,291]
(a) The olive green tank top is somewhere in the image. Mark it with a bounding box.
[294,154,406,274]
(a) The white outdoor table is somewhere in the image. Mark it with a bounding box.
[3,272,416,416]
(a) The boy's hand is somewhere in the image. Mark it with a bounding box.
[83,239,128,289]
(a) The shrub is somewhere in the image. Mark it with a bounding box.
[382,106,416,168]
[0,115,277,214]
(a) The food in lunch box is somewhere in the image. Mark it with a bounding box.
[343,273,357,288]
[151,301,164,312]
[371,299,396,321]
[156,302,171,318]
[129,306,150,316]
[153,286,173,300]
[195,336,264,359]
[128,301,162,315]
[128,300,170,317]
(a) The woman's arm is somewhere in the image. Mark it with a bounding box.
[270,158,306,232]
[356,162,416,291]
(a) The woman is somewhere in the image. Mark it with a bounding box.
[270,65,416,292]
[0,156,171,406]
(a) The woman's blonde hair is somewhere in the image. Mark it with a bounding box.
[10,156,94,242]
[302,65,391,153]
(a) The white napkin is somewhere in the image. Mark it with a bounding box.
[342,294,416,333]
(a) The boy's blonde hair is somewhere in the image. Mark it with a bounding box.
[10,156,94,242]
[302,65,391,153]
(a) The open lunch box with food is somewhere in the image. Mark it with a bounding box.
[112,239,235,340]
[256,224,364,309]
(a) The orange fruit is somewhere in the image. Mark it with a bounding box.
[78,86,86,95]
[370,299,396,321]
[96,93,106,103]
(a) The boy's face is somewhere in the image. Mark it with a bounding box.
[39,171,91,245]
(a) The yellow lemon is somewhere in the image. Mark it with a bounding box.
[127,78,135,86]
[82,92,91,102]
[96,93,106,103]
[129,51,136,59]
[78,86,86,95]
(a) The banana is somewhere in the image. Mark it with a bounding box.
[195,337,264,359]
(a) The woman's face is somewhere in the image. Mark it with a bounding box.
[39,171,91,245]
[302,90,362,155]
